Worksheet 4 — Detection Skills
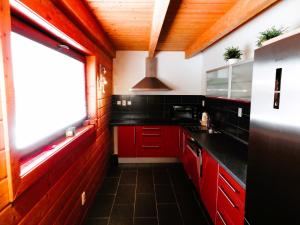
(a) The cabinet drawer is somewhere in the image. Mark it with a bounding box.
[140,126,163,135]
[219,166,245,203]
[137,145,163,157]
[216,211,234,225]
[217,187,244,225]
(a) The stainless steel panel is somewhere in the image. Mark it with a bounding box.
[246,32,300,225]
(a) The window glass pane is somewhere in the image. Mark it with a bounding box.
[11,32,87,150]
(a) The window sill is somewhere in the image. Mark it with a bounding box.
[20,125,95,178]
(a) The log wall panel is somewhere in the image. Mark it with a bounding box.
[0,0,113,224]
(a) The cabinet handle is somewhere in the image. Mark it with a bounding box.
[142,133,161,136]
[142,145,160,148]
[219,187,237,209]
[134,127,136,144]
[217,211,228,225]
[142,127,160,130]
[219,173,238,193]
[178,129,181,149]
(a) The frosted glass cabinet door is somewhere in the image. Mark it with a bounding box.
[231,62,253,100]
[206,67,229,97]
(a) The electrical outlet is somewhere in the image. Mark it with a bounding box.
[238,108,243,117]
[122,100,127,106]
[81,191,86,206]
[117,100,121,105]
[202,100,205,107]
[127,100,132,106]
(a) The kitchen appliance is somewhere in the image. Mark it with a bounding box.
[184,136,202,189]
[170,105,199,121]
[130,57,171,91]
[245,31,300,225]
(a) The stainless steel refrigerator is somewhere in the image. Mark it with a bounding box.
[245,32,300,225]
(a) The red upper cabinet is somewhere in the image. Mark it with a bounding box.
[199,149,219,222]
[164,126,181,157]
[118,126,136,157]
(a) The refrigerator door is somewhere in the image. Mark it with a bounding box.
[245,33,300,225]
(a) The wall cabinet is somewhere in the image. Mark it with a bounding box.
[206,60,253,100]
[117,125,181,157]
[199,149,219,222]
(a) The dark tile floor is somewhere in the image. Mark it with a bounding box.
[84,163,211,225]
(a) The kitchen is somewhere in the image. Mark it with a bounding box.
[0,0,299,225]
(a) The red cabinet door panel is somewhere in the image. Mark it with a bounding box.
[164,126,181,157]
[217,187,244,225]
[118,126,136,157]
[199,150,218,221]
[219,166,246,203]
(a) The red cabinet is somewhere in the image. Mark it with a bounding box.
[117,125,181,158]
[164,126,181,157]
[199,149,219,222]
[216,166,245,225]
[136,126,165,157]
[118,126,136,157]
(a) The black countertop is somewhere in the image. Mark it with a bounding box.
[110,118,248,188]
[183,128,247,188]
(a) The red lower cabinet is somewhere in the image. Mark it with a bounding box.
[164,126,181,157]
[199,149,219,222]
[216,166,245,225]
[117,125,181,158]
[118,126,136,157]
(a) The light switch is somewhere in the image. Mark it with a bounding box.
[238,108,243,117]
[122,100,127,106]
[127,101,132,106]
[117,100,121,105]
[202,100,205,107]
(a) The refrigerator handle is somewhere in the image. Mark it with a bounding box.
[273,68,282,109]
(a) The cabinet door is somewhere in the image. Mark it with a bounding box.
[199,150,219,221]
[136,126,165,157]
[118,126,136,157]
[164,126,181,157]
[207,67,229,98]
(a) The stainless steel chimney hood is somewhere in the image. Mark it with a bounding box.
[130,57,171,91]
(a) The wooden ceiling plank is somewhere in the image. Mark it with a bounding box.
[185,0,280,58]
[148,0,170,58]
[51,0,115,58]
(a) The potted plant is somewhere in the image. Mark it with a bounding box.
[224,46,242,64]
[257,26,286,47]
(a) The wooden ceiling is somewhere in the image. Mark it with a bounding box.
[84,0,279,58]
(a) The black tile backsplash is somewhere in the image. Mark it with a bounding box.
[111,95,251,145]
[111,95,205,120]
[205,97,251,144]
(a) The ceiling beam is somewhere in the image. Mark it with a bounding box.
[51,0,116,58]
[185,0,280,58]
[148,0,170,58]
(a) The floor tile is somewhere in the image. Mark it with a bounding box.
[115,185,136,204]
[155,185,176,203]
[98,178,119,195]
[108,217,134,225]
[119,171,137,185]
[135,194,157,217]
[106,167,122,178]
[111,204,134,218]
[153,170,170,185]
[134,218,158,225]
[136,175,154,194]
[88,195,114,218]
[84,218,108,225]
[157,204,182,222]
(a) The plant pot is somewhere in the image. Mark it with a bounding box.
[227,58,239,65]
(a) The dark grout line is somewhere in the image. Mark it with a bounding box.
[168,168,185,225]
[106,168,122,225]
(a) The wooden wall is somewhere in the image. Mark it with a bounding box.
[0,0,114,224]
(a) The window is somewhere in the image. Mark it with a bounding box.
[10,25,87,155]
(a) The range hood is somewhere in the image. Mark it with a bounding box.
[130,57,171,91]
